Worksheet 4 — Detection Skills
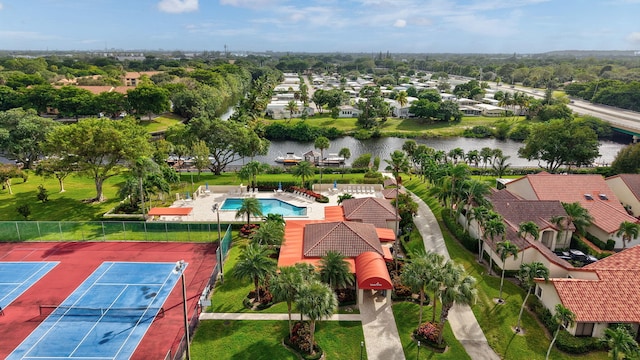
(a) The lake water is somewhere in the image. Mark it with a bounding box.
[240,136,629,168]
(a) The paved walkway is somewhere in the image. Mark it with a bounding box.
[359,292,406,360]
[410,192,500,360]
[199,312,361,321]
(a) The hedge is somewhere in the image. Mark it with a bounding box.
[441,208,478,253]
[529,297,604,354]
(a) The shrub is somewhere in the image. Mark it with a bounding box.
[285,321,323,359]
[462,125,493,138]
[336,288,356,306]
[414,322,440,344]
[441,209,478,253]
[36,184,48,203]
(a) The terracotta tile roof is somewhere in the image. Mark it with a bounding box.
[489,197,575,234]
[544,246,640,323]
[488,188,521,201]
[551,270,640,322]
[342,197,399,228]
[383,178,397,187]
[508,173,637,234]
[382,188,405,199]
[324,206,345,221]
[303,221,384,258]
[608,174,640,201]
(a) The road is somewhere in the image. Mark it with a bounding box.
[505,84,640,135]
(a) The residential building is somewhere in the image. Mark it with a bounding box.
[605,174,640,217]
[506,173,639,248]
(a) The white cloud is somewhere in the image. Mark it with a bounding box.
[0,3,4,10]
[220,0,282,9]
[158,0,198,13]
[394,19,407,27]
[627,32,640,44]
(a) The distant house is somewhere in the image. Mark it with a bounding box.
[535,245,640,338]
[605,174,640,217]
[265,100,314,119]
[506,173,639,248]
[337,105,360,118]
[474,103,506,117]
[124,71,161,86]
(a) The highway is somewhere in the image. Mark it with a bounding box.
[505,84,640,136]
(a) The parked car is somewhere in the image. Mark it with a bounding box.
[568,249,598,264]
[553,250,572,261]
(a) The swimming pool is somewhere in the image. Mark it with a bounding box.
[220,198,307,217]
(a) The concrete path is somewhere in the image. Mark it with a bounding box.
[199,312,361,321]
[410,192,500,360]
[359,292,406,360]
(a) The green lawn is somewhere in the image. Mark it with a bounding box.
[393,302,470,360]
[138,113,184,133]
[265,115,525,137]
[191,320,367,360]
[403,178,608,360]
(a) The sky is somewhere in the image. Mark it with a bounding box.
[1,0,640,53]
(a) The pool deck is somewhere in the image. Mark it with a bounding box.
[151,185,384,223]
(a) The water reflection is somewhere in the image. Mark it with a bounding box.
[244,137,628,168]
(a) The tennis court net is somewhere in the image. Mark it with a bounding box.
[39,304,165,319]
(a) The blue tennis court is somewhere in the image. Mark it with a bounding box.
[7,261,185,360]
[0,262,59,309]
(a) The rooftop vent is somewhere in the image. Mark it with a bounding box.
[599,194,609,200]
[584,194,594,200]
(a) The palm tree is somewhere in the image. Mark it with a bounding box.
[337,193,354,204]
[284,100,299,120]
[470,206,490,261]
[235,197,263,226]
[402,251,445,325]
[271,266,304,338]
[602,326,640,360]
[492,154,511,178]
[546,304,576,360]
[129,156,161,216]
[296,280,338,356]
[616,221,640,249]
[385,150,410,232]
[479,147,494,178]
[447,147,465,164]
[496,240,518,302]
[250,220,284,248]
[516,262,549,332]
[338,147,351,177]
[465,149,480,167]
[518,221,540,244]
[232,243,276,302]
[238,161,267,189]
[396,90,408,108]
[562,202,593,235]
[291,161,315,189]
[318,251,354,290]
[263,213,285,225]
[445,163,471,209]
[484,213,506,274]
[314,136,330,189]
[437,260,477,344]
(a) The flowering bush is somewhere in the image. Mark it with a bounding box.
[287,321,322,358]
[240,223,259,236]
[414,322,440,344]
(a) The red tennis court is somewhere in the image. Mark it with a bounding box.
[0,241,217,360]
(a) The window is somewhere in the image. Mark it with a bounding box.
[535,285,542,298]
[575,322,594,337]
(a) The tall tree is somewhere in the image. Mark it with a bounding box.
[314,136,330,189]
[126,83,170,120]
[190,140,210,180]
[437,260,477,344]
[318,251,354,290]
[35,156,75,193]
[517,221,540,244]
[385,150,410,238]
[284,100,299,120]
[546,304,576,360]
[616,221,640,249]
[291,161,315,189]
[338,147,351,177]
[0,164,23,195]
[562,202,593,235]
[295,280,338,356]
[271,266,304,338]
[46,118,151,202]
[515,262,549,332]
[235,197,263,226]
[0,108,59,169]
[496,240,518,302]
[232,243,276,302]
[470,206,491,261]
[402,251,445,325]
[492,154,512,178]
[518,119,600,173]
[484,213,506,274]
